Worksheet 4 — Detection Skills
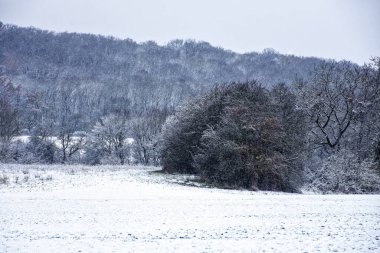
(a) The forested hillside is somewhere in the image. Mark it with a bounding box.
[0,23,326,164]
[0,23,323,123]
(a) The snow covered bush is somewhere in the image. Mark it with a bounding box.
[84,114,131,165]
[161,84,229,174]
[306,150,380,193]
[9,137,56,164]
[0,174,9,185]
[161,82,306,192]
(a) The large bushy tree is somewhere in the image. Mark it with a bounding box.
[161,82,306,191]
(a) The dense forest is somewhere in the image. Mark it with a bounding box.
[1,23,379,193]
[0,23,322,161]
[0,23,323,117]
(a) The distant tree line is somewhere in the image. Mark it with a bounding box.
[0,23,322,132]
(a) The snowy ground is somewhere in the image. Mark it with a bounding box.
[1,164,379,253]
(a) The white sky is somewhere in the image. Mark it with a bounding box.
[0,0,379,64]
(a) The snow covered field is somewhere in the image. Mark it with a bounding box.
[1,164,379,253]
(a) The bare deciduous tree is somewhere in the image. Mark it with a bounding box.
[0,74,20,160]
[87,114,130,165]
[296,61,362,149]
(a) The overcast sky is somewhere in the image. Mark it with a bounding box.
[0,0,379,64]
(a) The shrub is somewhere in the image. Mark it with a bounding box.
[22,137,56,163]
[306,150,380,193]
[161,82,306,192]
[161,85,227,173]
[0,174,9,184]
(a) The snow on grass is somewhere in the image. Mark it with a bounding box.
[0,164,379,252]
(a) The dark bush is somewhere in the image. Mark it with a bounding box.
[26,137,56,163]
[160,82,306,192]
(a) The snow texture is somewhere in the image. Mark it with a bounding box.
[1,164,379,252]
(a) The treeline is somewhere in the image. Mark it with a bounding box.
[0,23,322,133]
[161,59,380,193]
[0,23,324,165]
[3,59,378,193]
[0,72,168,165]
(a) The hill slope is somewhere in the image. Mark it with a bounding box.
[1,24,323,107]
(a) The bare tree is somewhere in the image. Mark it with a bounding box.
[0,75,20,141]
[55,85,84,163]
[0,75,20,160]
[130,108,168,166]
[86,114,130,165]
[296,61,362,149]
